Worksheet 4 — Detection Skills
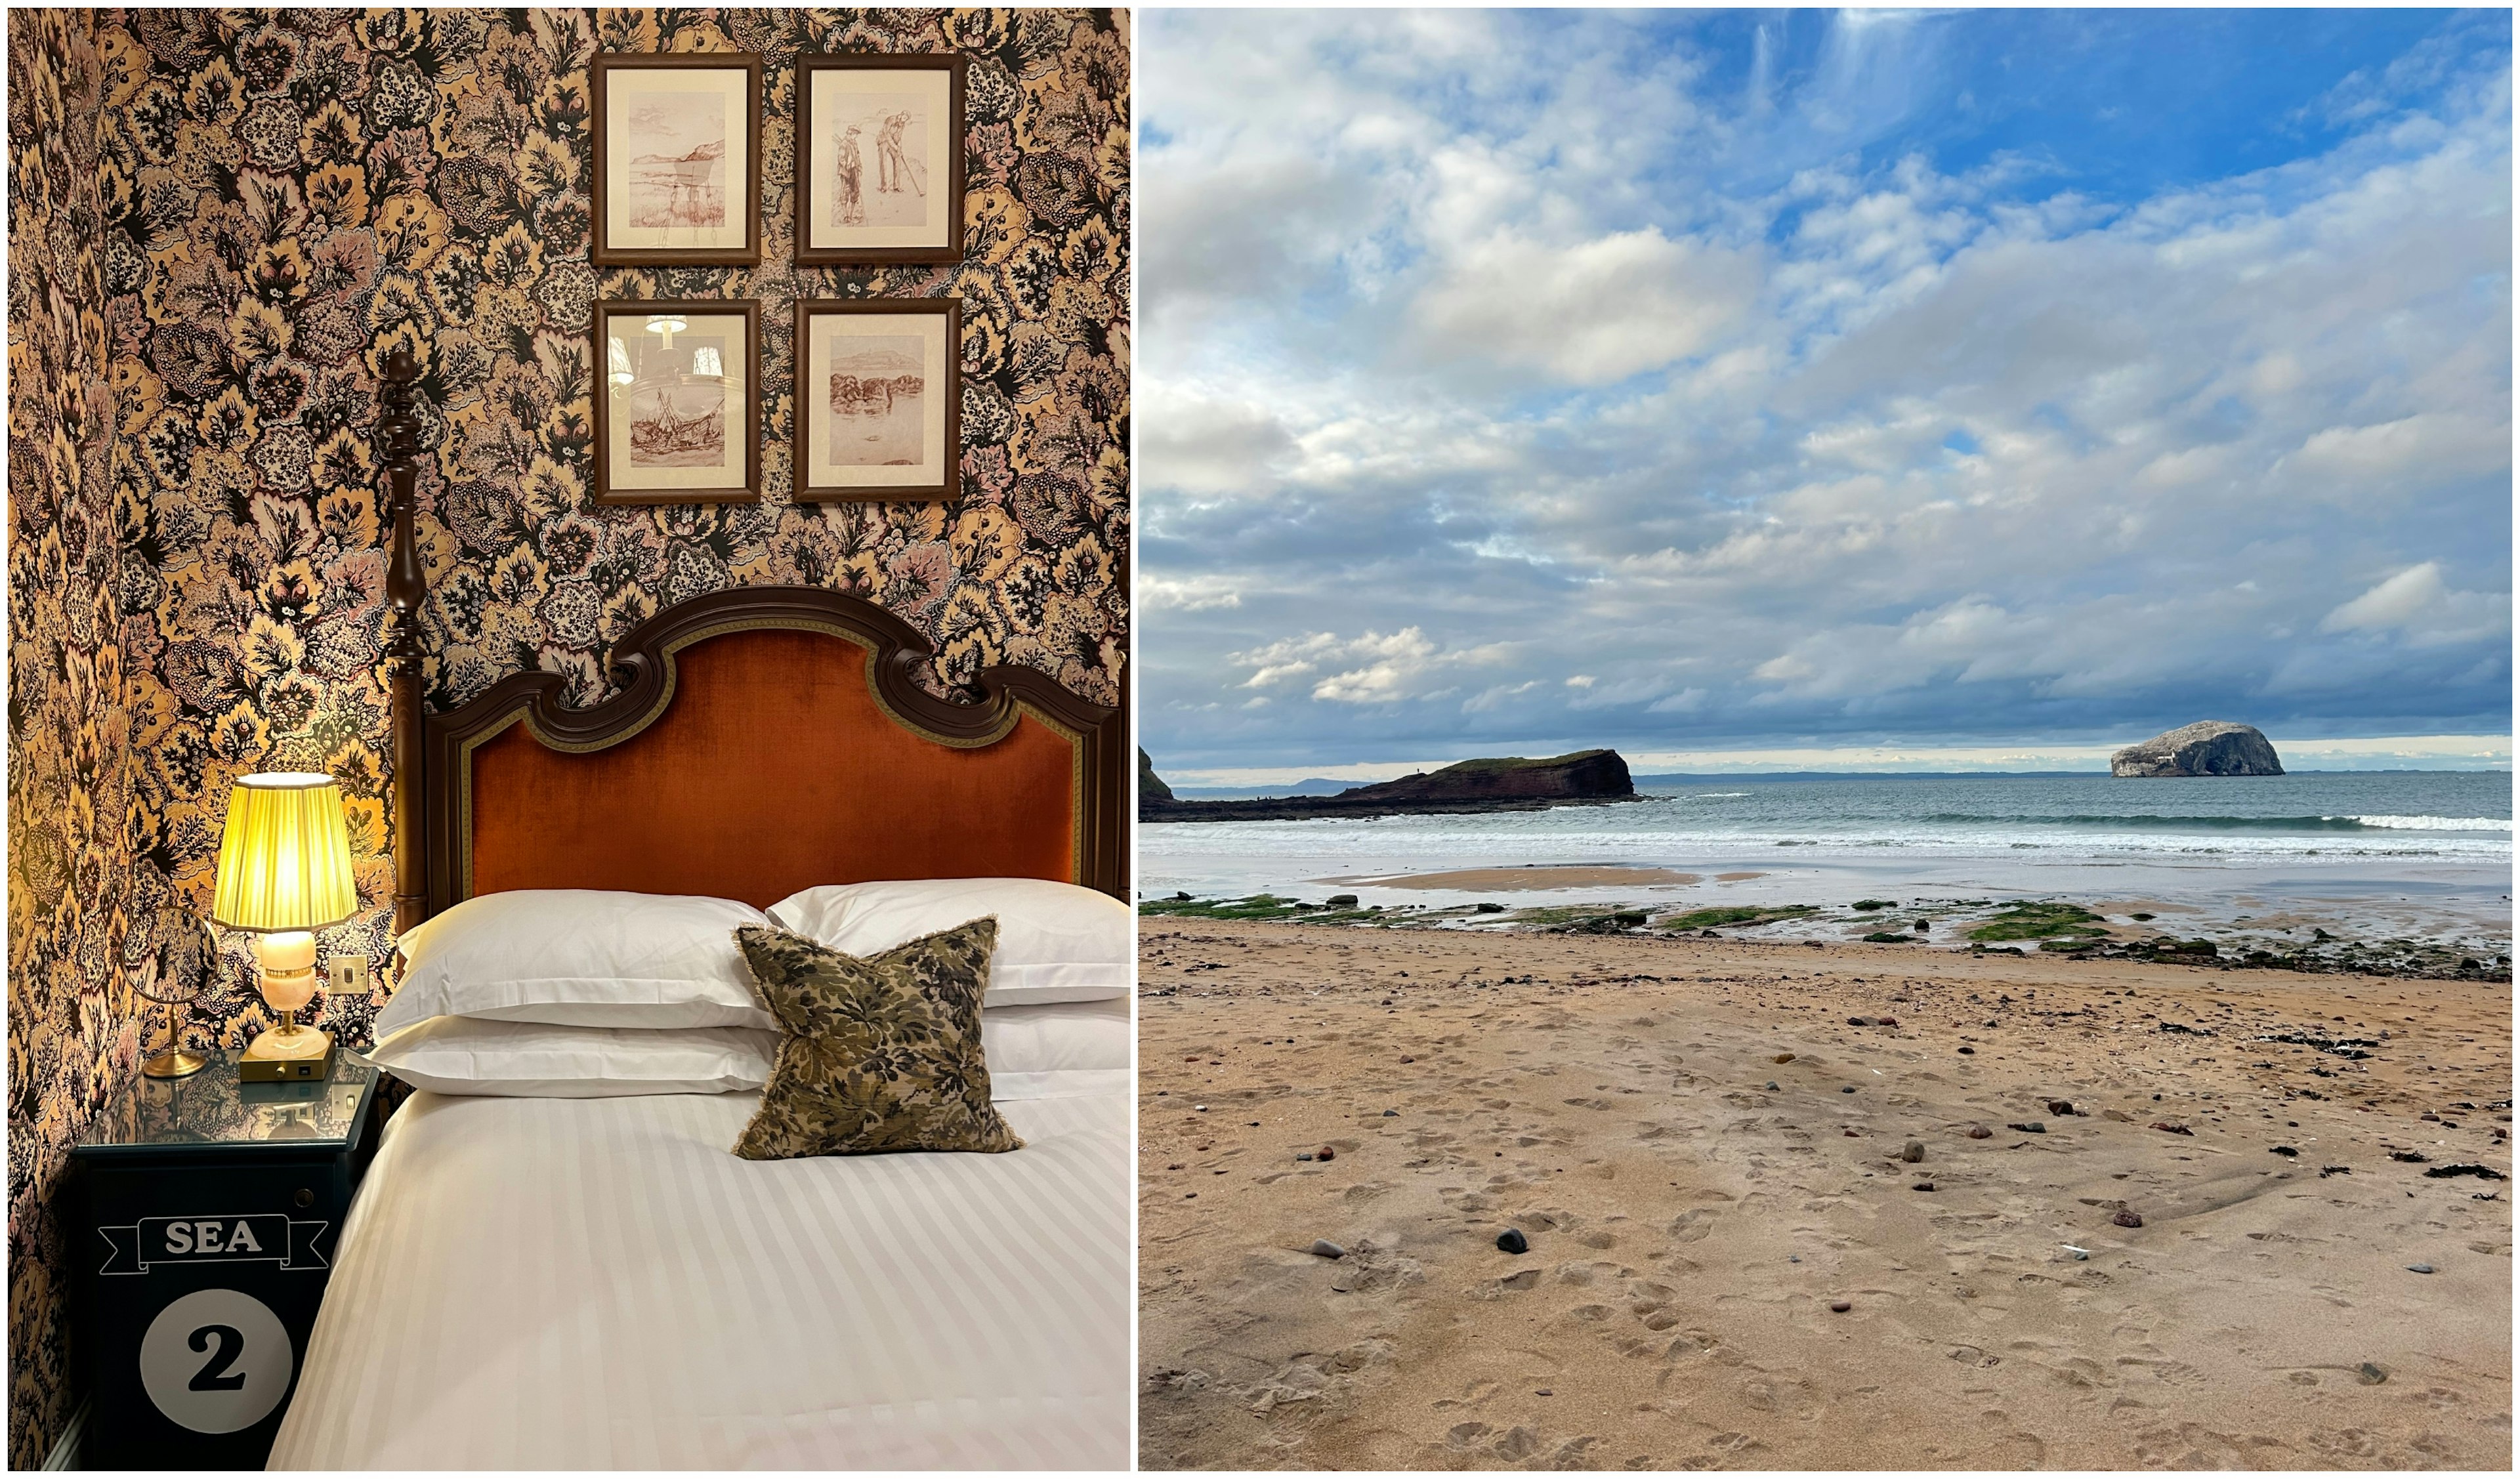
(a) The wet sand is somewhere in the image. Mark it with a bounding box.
[1139,920,2513,1470]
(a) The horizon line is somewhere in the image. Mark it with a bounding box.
[1156,734,2516,789]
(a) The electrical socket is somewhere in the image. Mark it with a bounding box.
[329,956,370,996]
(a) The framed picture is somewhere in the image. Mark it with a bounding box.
[794,54,967,266]
[592,300,763,504]
[591,53,763,266]
[792,299,961,503]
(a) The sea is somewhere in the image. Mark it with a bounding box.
[1139,772,2513,949]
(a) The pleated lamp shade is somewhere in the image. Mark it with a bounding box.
[210,773,359,934]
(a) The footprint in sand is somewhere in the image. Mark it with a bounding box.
[1477,1268,1543,1297]
[1668,1207,1722,1243]
[1552,1259,1629,1286]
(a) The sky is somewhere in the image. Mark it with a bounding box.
[1136,7,2514,782]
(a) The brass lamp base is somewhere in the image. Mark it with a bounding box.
[240,1023,335,1083]
[142,1048,207,1079]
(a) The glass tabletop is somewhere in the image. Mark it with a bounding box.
[73,1049,379,1157]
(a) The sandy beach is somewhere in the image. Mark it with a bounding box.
[1139,919,2513,1470]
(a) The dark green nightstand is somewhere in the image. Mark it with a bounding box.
[69,1049,380,1470]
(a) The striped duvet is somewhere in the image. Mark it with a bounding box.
[268,1087,1129,1469]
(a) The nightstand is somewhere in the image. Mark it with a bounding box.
[69,1049,381,1470]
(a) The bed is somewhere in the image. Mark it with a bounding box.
[267,352,1131,1469]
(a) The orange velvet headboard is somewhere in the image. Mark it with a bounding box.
[406,587,1125,923]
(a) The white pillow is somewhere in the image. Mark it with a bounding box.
[378,889,774,1036]
[362,1017,778,1098]
[981,999,1130,1100]
[361,1003,1125,1102]
[766,879,1129,1007]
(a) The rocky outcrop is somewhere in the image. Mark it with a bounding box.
[1352,749,1632,803]
[1142,750,1636,822]
[1139,748,1174,804]
[2110,722,2284,778]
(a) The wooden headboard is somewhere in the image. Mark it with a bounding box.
[373,354,1125,933]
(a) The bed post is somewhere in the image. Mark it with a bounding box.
[378,348,429,938]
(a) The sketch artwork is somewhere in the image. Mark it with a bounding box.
[627,335,730,468]
[829,97,931,230]
[623,94,728,230]
[828,336,926,467]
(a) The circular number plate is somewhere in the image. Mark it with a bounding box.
[137,1288,295,1434]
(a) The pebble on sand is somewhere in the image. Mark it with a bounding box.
[1311,1239,1347,1260]
[1967,1125,1992,1138]
[1773,1052,1796,1063]
[2357,1362,2389,1385]
[2007,1121,2046,1133]
[1496,1228,1530,1255]
[2113,1211,2145,1228]
[1381,1109,1399,1117]
[2407,1263,2436,1274]
[2044,1098,2076,1115]
[1317,1146,1335,1161]
[1296,1153,1314,1161]
[1900,1140,1926,1163]
[1828,1300,1852,1313]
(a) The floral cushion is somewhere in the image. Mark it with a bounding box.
[730,919,1023,1160]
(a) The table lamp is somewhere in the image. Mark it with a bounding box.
[210,772,358,1083]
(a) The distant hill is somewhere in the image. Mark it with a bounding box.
[829,348,922,379]
[1141,749,1635,822]
[1167,778,1354,800]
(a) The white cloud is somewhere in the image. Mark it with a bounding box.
[1139,576,1244,614]
[2319,562,2511,648]
[2324,562,2446,632]
[1411,228,1759,384]
[2287,413,2511,493]
[1229,627,1516,705]
[1137,394,1297,498]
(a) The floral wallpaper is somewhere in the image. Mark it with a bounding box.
[7,8,1128,1463]
[7,10,141,1465]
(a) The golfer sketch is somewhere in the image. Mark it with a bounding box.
[833,123,865,226]
[877,109,927,198]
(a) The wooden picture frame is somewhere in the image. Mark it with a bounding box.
[591,52,764,266]
[794,53,967,266]
[791,299,961,503]
[592,299,763,505]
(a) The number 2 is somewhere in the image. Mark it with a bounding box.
[186,1325,247,1391]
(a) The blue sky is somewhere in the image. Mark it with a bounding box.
[1137,9,2513,781]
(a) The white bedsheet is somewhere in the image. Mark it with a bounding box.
[268,1089,1129,1470]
